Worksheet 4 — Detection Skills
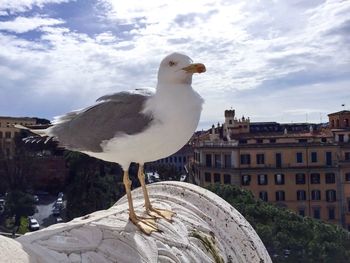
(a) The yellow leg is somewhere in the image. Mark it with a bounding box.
[138,165,175,222]
[123,170,158,235]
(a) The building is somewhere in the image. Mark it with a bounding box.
[0,116,68,190]
[147,144,194,174]
[192,109,350,228]
[0,116,37,157]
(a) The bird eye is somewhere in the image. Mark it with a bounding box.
[168,61,177,67]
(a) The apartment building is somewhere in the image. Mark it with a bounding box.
[0,116,37,157]
[192,110,350,228]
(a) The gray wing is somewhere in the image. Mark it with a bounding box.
[50,91,154,152]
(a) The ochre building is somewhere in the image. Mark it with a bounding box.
[192,110,350,229]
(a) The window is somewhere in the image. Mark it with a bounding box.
[240,154,251,165]
[295,173,306,184]
[311,190,321,200]
[205,154,212,167]
[339,134,344,142]
[224,154,231,168]
[258,174,268,185]
[205,173,211,183]
[275,191,285,201]
[239,139,247,144]
[256,139,263,144]
[313,208,320,219]
[297,190,306,201]
[345,152,350,161]
[275,153,282,168]
[299,209,305,217]
[345,119,349,127]
[256,154,265,165]
[296,152,303,163]
[0,131,2,138]
[346,173,350,182]
[275,173,285,185]
[325,173,335,184]
[326,190,336,202]
[5,132,11,139]
[328,207,335,220]
[169,157,173,162]
[214,173,220,183]
[242,175,251,186]
[259,191,268,202]
[298,139,307,143]
[214,154,221,168]
[174,157,177,163]
[326,152,332,166]
[311,152,318,163]
[183,156,186,162]
[310,173,320,184]
[270,138,276,143]
[224,174,230,184]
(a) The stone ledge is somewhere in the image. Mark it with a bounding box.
[4,182,271,263]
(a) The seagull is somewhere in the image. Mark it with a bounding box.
[19,52,206,234]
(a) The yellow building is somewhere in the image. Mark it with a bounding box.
[0,116,37,157]
[192,110,350,229]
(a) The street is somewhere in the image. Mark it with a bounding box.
[32,194,62,228]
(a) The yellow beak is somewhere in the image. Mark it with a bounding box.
[182,63,206,74]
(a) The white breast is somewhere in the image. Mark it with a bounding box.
[83,86,203,170]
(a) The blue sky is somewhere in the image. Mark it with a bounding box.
[0,0,349,129]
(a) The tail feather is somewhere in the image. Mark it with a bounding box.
[14,124,48,137]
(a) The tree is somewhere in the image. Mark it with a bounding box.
[0,132,36,226]
[64,151,123,220]
[5,191,35,226]
[207,184,350,262]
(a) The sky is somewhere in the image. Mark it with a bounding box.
[0,0,349,130]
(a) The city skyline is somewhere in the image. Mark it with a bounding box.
[0,0,349,129]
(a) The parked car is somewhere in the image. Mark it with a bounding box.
[28,218,40,231]
[56,197,63,208]
[55,217,63,223]
[33,195,39,203]
[52,207,60,216]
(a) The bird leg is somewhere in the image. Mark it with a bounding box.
[138,165,175,222]
[123,171,158,235]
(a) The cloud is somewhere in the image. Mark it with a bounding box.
[0,0,349,129]
[0,16,64,33]
[0,0,73,13]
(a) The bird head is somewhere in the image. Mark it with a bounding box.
[157,52,206,86]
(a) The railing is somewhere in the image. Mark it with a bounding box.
[197,141,239,147]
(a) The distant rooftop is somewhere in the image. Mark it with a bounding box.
[328,110,350,116]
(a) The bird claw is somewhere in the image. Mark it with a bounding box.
[130,215,160,235]
[147,207,175,222]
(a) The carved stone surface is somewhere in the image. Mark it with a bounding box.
[5,182,271,263]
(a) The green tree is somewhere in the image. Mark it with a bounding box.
[5,190,35,226]
[0,132,36,227]
[64,151,123,220]
[207,184,350,262]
